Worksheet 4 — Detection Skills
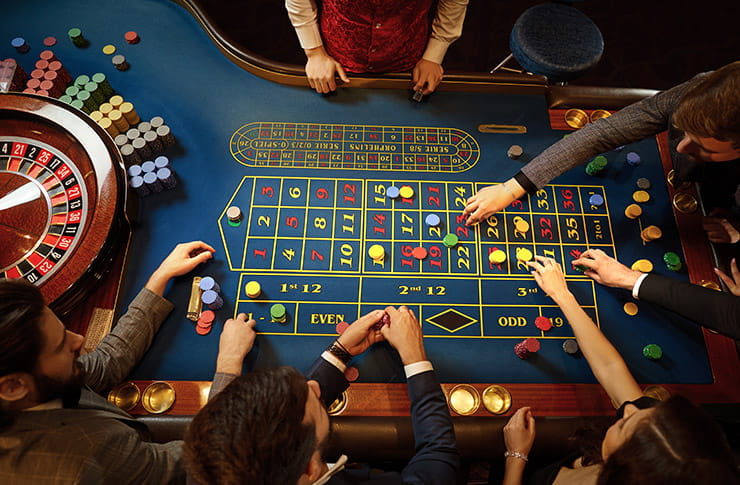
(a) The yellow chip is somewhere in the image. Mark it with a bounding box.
[515,248,533,262]
[514,219,530,233]
[624,203,643,219]
[89,110,104,122]
[489,249,507,264]
[632,190,650,203]
[109,94,124,108]
[245,281,262,299]
[399,186,415,199]
[641,225,662,242]
[368,244,385,261]
[102,44,116,55]
[99,102,113,115]
[623,302,639,316]
[631,259,654,273]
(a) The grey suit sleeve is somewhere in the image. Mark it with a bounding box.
[80,288,174,393]
[517,74,705,191]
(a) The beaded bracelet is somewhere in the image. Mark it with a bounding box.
[504,450,528,462]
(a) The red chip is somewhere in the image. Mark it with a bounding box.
[124,31,140,44]
[372,311,390,331]
[412,247,428,260]
[336,321,350,335]
[35,59,49,70]
[39,50,56,61]
[344,366,360,382]
[195,324,212,336]
[43,36,57,46]
[199,310,215,323]
[524,338,541,352]
[535,316,552,331]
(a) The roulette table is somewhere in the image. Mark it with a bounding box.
[1,0,738,419]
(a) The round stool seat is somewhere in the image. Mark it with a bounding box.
[510,3,603,83]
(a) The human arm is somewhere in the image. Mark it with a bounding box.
[285,0,349,93]
[206,314,257,401]
[502,407,536,485]
[306,309,386,406]
[379,306,459,484]
[573,250,740,339]
[527,256,643,407]
[413,0,468,94]
[80,241,214,392]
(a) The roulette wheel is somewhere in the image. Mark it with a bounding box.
[0,93,129,314]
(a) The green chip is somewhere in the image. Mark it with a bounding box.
[663,252,681,265]
[58,94,73,104]
[70,99,84,111]
[270,303,287,319]
[642,344,663,360]
[442,233,459,248]
[227,219,241,227]
[591,155,608,168]
[65,85,80,97]
[68,27,82,39]
[74,74,90,87]
[573,264,588,273]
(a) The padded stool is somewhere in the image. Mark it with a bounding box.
[507,3,603,83]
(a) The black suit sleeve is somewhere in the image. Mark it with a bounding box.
[400,370,460,485]
[305,356,350,408]
[639,274,740,340]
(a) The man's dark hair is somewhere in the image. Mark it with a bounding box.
[0,279,46,378]
[184,366,317,485]
[598,395,740,485]
[674,61,740,148]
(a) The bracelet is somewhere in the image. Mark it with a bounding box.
[504,450,528,462]
[326,341,352,365]
[500,182,518,202]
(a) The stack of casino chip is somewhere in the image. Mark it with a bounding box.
[199,276,223,310]
[22,50,71,98]
[196,310,215,336]
[271,304,288,324]
[89,94,140,136]
[114,115,175,165]
[127,156,176,197]
[67,28,89,48]
[61,73,116,114]
[226,206,243,227]
[0,58,27,92]
[585,155,608,176]
[663,252,682,272]
[10,37,30,54]
[642,343,663,360]
[514,338,540,360]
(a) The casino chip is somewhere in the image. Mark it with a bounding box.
[588,194,604,207]
[336,321,350,335]
[489,249,507,264]
[632,190,650,203]
[443,233,459,248]
[663,252,682,271]
[643,344,663,360]
[399,185,415,199]
[514,338,540,359]
[368,244,385,262]
[425,213,441,227]
[562,339,579,355]
[245,280,262,299]
[515,248,533,262]
[623,302,639,316]
[412,246,428,260]
[507,145,523,159]
[344,366,360,382]
[624,203,642,219]
[271,304,287,323]
[626,152,641,166]
[631,259,654,273]
[372,312,391,331]
[535,316,552,331]
[636,178,651,190]
[386,186,400,199]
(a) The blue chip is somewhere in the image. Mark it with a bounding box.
[386,186,400,199]
[141,160,156,173]
[626,152,641,166]
[129,175,149,197]
[425,214,441,226]
[589,194,604,206]
[154,155,170,169]
[11,37,26,48]
[127,164,142,177]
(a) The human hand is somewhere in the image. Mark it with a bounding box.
[526,256,572,303]
[146,241,215,295]
[463,180,524,226]
[216,314,257,375]
[412,58,443,95]
[337,309,386,356]
[504,406,536,456]
[702,210,740,244]
[305,45,350,94]
[379,306,427,365]
[715,258,740,296]
[572,249,641,290]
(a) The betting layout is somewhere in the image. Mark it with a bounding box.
[0,137,87,284]
[219,176,613,340]
[229,122,480,172]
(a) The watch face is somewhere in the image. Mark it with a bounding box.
[0,93,128,313]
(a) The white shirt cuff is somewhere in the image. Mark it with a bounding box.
[632,273,650,299]
[404,360,434,378]
[321,351,347,373]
